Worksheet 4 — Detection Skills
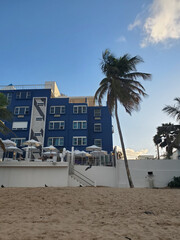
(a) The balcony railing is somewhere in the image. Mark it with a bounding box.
[0,84,52,90]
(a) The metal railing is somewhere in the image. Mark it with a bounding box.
[0,84,53,90]
[69,164,95,187]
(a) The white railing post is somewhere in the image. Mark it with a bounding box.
[71,147,74,165]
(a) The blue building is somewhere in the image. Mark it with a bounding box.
[0,82,113,153]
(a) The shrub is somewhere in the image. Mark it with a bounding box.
[168,176,180,188]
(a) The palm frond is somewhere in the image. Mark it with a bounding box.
[0,108,12,121]
[94,83,108,106]
[0,93,9,107]
[125,72,151,81]
[0,139,5,152]
[163,106,180,121]
[107,88,115,114]
[174,97,180,106]
[0,120,15,136]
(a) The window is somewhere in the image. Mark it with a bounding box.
[73,105,87,114]
[94,123,102,132]
[14,106,29,115]
[26,92,31,99]
[73,136,87,146]
[94,139,102,148]
[94,108,101,117]
[34,132,41,137]
[50,106,65,115]
[11,138,26,147]
[36,117,43,121]
[7,93,12,104]
[73,121,87,129]
[37,102,44,106]
[16,92,22,99]
[49,121,65,130]
[12,121,28,130]
[48,137,64,146]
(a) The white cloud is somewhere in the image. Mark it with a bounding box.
[129,0,180,47]
[116,36,126,42]
[116,146,148,159]
[128,17,141,31]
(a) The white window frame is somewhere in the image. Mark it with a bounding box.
[73,105,87,114]
[14,106,29,115]
[73,121,87,129]
[48,137,64,146]
[94,123,102,132]
[50,106,66,115]
[12,121,28,130]
[7,93,12,103]
[11,138,26,147]
[94,139,102,148]
[49,121,65,130]
[26,91,31,99]
[94,108,101,117]
[73,136,87,146]
[16,92,22,99]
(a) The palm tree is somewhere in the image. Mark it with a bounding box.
[94,49,151,188]
[0,93,13,151]
[163,98,180,122]
[153,123,180,159]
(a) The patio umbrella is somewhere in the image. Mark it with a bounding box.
[43,145,57,152]
[43,151,57,156]
[6,146,23,154]
[2,139,16,147]
[75,150,91,157]
[86,145,102,152]
[5,146,23,160]
[90,150,107,157]
[22,145,37,160]
[74,150,82,155]
[23,139,42,147]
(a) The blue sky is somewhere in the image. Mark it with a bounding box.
[0,0,180,158]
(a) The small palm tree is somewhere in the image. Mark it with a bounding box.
[0,93,13,151]
[163,98,180,122]
[153,123,180,159]
[95,49,151,188]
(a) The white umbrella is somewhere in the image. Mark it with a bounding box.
[23,139,42,147]
[43,145,57,152]
[2,139,16,147]
[91,150,107,157]
[75,150,91,157]
[43,151,57,156]
[5,146,23,160]
[6,146,23,154]
[22,144,38,160]
[74,150,82,155]
[22,146,37,151]
[86,145,102,152]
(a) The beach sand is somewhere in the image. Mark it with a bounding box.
[0,187,179,240]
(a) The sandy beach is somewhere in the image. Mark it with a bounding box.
[0,187,179,240]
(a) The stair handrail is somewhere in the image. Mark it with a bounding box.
[69,164,95,186]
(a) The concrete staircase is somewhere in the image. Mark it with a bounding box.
[69,164,95,187]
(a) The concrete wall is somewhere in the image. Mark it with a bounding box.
[0,161,69,187]
[117,159,180,188]
[73,165,116,187]
[0,159,180,188]
[73,160,180,188]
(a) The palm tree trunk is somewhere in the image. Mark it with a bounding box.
[0,139,5,152]
[115,100,134,188]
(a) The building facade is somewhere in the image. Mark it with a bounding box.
[0,82,113,153]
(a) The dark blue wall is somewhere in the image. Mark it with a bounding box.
[0,89,113,153]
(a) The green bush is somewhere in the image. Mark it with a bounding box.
[168,176,180,188]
